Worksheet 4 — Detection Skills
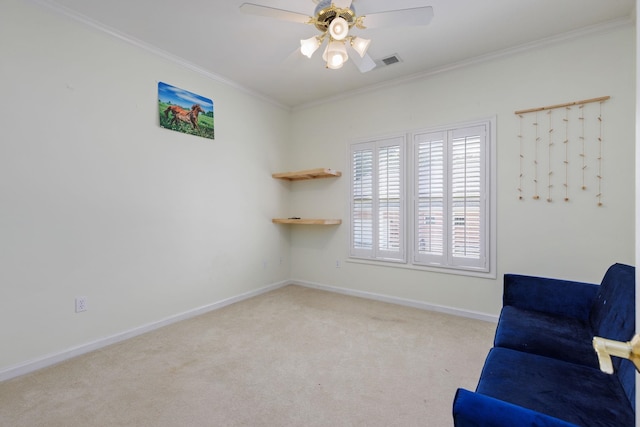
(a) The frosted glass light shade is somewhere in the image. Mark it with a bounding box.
[350,37,371,58]
[328,17,349,40]
[300,36,321,58]
[323,40,348,69]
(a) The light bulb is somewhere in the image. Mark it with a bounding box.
[329,17,349,41]
[324,40,348,69]
[328,52,345,69]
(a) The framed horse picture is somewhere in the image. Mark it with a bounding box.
[158,82,214,140]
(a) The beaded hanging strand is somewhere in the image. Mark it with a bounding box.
[579,105,586,191]
[518,114,524,200]
[532,112,540,200]
[547,110,554,202]
[596,101,604,206]
[513,96,610,204]
[563,107,570,202]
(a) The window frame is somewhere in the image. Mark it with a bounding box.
[349,135,406,263]
[348,117,496,279]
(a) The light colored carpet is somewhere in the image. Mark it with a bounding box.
[0,285,496,427]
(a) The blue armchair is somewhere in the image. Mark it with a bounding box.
[453,263,636,427]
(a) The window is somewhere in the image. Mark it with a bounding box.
[413,124,488,271]
[349,119,494,276]
[350,136,405,262]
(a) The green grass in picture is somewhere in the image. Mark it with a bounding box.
[159,102,214,139]
[158,82,214,140]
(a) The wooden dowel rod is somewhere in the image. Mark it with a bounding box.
[515,96,610,115]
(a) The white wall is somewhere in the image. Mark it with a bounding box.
[0,1,291,374]
[0,1,634,379]
[288,24,635,318]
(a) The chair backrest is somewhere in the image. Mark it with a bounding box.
[588,263,635,410]
[589,263,635,340]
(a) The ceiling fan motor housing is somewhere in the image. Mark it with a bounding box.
[313,0,356,32]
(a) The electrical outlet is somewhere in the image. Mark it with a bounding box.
[336,260,341,268]
[75,296,87,313]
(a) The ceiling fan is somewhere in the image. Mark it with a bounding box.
[239,0,434,73]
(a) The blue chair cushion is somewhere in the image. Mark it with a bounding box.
[494,306,598,368]
[475,347,634,427]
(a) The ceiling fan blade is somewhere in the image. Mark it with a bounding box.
[239,3,310,24]
[350,52,377,73]
[282,46,304,68]
[346,44,376,73]
[362,6,434,29]
[332,0,353,9]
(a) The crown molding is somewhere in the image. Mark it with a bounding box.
[28,0,291,111]
[294,15,634,111]
[27,0,632,113]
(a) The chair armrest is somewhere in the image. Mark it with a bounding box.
[503,274,599,321]
[453,389,579,427]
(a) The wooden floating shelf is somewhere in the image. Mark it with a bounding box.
[271,168,341,226]
[272,218,342,225]
[272,168,342,181]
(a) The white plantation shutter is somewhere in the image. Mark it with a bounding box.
[414,124,488,271]
[449,125,485,269]
[350,137,405,261]
[377,144,403,258]
[414,131,445,264]
[351,147,374,256]
[350,118,492,275]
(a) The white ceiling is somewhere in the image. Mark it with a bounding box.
[41,0,635,108]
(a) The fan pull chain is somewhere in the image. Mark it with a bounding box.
[563,107,570,202]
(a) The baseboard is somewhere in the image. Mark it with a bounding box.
[0,280,289,382]
[1,279,496,382]
[290,279,499,323]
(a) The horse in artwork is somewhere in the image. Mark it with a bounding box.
[165,104,204,130]
[164,105,188,120]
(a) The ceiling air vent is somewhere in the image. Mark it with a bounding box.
[375,54,402,69]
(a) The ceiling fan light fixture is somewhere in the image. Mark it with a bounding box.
[323,40,348,69]
[350,36,371,58]
[328,16,349,40]
[300,36,321,58]
[241,1,436,73]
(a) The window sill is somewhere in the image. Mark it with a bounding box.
[346,257,497,280]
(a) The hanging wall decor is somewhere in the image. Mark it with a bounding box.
[158,82,215,140]
[515,96,609,206]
